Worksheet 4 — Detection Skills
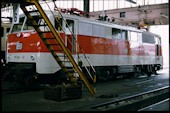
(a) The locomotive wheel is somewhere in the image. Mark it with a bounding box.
[12,69,36,89]
[146,65,152,77]
[96,67,107,81]
[111,68,117,79]
[102,69,109,81]
[133,66,142,78]
[146,72,152,77]
[125,73,132,79]
[12,73,25,89]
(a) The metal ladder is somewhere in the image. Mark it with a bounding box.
[20,0,96,96]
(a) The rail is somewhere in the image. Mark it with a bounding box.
[83,86,169,111]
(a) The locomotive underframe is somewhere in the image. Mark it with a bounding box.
[6,62,163,88]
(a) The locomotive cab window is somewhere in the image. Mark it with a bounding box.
[142,34,155,44]
[65,19,74,34]
[12,16,35,32]
[121,30,127,40]
[112,28,121,39]
[130,31,138,41]
[12,17,25,32]
[38,19,51,31]
[23,16,36,30]
[55,18,63,31]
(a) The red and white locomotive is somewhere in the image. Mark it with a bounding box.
[6,9,163,86]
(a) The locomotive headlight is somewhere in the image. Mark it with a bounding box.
[16,42,23,50]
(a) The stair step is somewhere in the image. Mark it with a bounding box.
[38,31,51,33]
[46,44,60,46]
[57,55,67,57]
[57,61,71,65]
[50,49,63,52]
[61,60,71,62]
[22,2,35,6]
[41,37,56,40]
[27,15,43,20]
[28,10,39,13]
[30,15,43,19]
[33,24,48,27]
[67,69,75,72]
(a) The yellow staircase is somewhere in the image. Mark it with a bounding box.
[20,0,96,96]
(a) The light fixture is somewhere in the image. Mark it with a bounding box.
[125,0,137,4]
[160,13,168,19]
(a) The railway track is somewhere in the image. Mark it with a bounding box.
[82,86,169,111]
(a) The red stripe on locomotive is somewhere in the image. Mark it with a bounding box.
[8,32,161,56]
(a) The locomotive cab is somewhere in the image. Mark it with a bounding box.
[7,10,79,87]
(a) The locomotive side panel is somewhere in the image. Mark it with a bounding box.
[77,20,163,66]
[77,19,163,79]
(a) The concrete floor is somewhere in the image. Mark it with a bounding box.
[1,67,169,112]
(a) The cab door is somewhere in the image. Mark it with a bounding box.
[155,36,161,59]
[64,18,78,54]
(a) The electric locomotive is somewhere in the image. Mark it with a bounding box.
[6,9,163,87]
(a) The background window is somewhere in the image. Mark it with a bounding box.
[120,12,125,18]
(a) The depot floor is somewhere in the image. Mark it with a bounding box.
[1,67,169,112]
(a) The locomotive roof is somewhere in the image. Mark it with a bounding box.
[60,12,143,33]
[19,10,161,38]
[19,10,141,32]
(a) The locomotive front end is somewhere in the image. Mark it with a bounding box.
[7,13,61,87]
